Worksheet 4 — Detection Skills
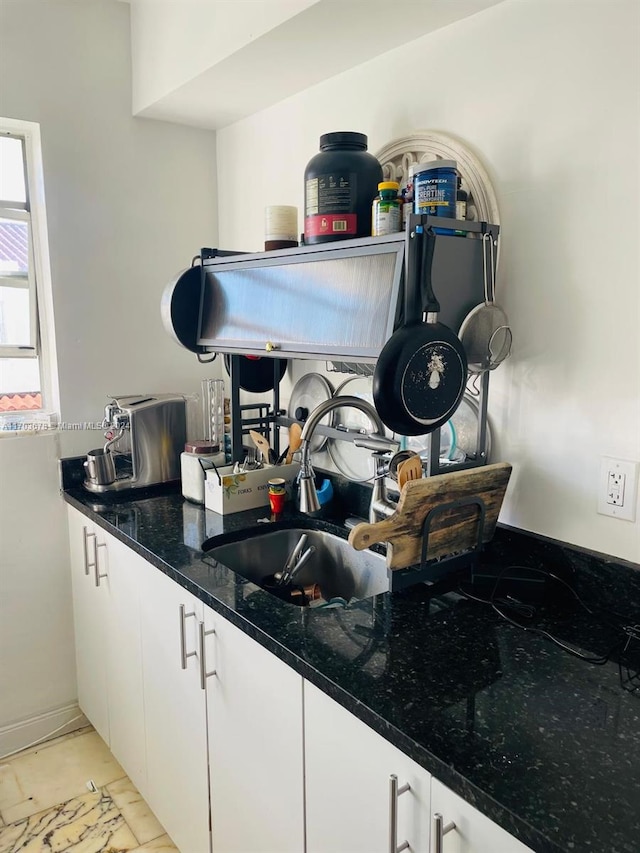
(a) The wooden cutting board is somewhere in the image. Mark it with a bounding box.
[348,462,512,570]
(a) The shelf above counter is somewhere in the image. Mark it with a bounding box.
[197,233,404,361]
[194,218,498,363]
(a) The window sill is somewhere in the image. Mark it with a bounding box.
[0,411,59,435]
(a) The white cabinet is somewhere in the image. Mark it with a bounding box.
[69,505,209,852]
[304,680,431,853]
[204,606,304,853]
[305,684,533,853]
[68,504,533,853]
[68,509,110,744]
[138,561,210,853]
[103,533,147,791]
[431,779,533,853]
[68,507,145,790]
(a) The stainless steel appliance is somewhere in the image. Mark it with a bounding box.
[84,394,186,493]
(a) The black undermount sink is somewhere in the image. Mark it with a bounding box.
[202,524,389,607]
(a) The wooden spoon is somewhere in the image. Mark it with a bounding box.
[397,455,423,489]
[285,423,303,465]
[249,429,275,465]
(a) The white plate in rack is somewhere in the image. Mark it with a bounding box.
[328,378,485,480]
[327,376,391,482]
[287,373,334,454]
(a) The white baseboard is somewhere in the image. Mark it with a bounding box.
[0,703,89,760]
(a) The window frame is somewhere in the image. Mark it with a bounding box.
[0,118,60,424]
[0,207,38,358]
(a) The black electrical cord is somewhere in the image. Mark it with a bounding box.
[459,565,622,666]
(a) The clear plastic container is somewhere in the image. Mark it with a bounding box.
[201,379,225,446]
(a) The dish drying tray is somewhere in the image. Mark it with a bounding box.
[326,361,375,377]
[225,356,392,465]
[223,219,499,475]
[348,463,512,591]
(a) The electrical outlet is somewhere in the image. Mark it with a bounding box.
[598,457,639,521]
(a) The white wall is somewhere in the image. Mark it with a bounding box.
[130,0,318,114]
[0,434,78,755]
[216,0,640,563]
[0,0,220,747]
[129,0,503,129]
[1,1,223,460]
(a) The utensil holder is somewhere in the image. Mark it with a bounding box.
[204,462,300,515]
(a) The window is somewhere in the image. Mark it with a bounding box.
[0,118,58,427]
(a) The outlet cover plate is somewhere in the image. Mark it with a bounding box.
[598,457,639,521]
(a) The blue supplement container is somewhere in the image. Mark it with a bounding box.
[413,160,458,234]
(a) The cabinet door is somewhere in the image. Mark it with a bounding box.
[305,681,431,853]
[68,507,110,745]
[430,779,533,853]
[103,532,146,793]
[205,607,304,853]
[139,562,210,853]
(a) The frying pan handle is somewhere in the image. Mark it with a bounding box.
[403,224,424,325]
[418,226,439,316]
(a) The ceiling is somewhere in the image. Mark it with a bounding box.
[128,0,505,130]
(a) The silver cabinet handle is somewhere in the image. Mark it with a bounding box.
[94,542,108,587]
[179,604,197,669]
[198,621,217,690]
[432,813,456,853]
[83,527,96,576]
[389,774,410,853]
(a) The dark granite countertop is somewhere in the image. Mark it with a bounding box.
[63,480,640,853]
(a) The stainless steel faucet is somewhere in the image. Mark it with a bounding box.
[297,395,399,521]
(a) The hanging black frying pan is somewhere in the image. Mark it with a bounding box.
[161,264,206,353]
[223,353,288,393]
[373,225,467,436]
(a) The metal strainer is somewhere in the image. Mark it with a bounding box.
[459,233,512,373]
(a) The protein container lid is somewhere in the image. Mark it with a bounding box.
[319,131,368,150]
[413,159,457,174]
[184,441,220,454]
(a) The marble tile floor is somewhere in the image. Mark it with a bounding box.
[0,726,178,853]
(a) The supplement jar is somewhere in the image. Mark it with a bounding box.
[372,181,401,236]
[413,160,458,233]
[265,205,298,251]
[304,132,382,244]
